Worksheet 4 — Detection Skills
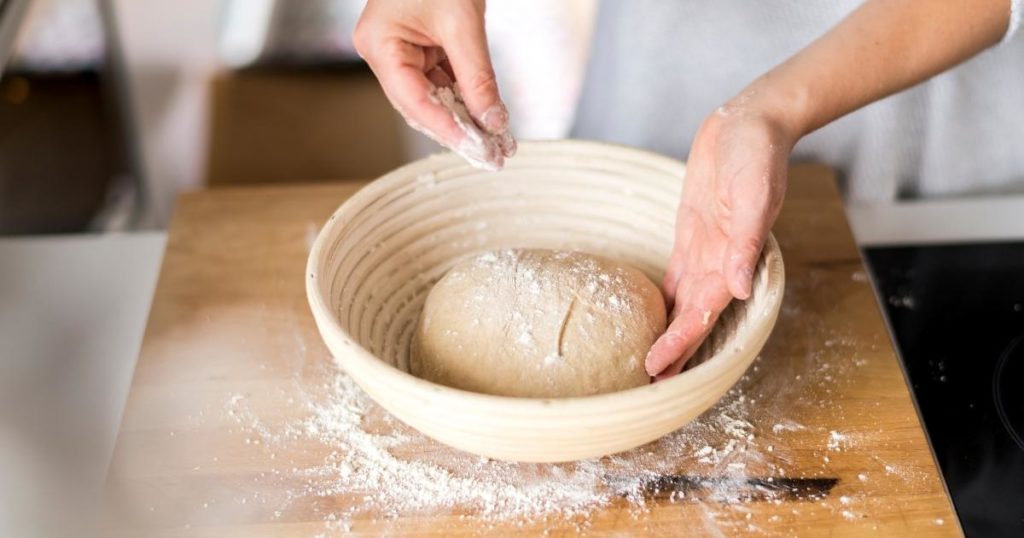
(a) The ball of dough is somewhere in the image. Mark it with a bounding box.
[410,249,666,398]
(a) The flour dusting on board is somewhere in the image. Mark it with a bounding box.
[216,268,931,533]
[227,361,784,532]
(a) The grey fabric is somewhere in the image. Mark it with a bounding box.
[572,1,1024,202]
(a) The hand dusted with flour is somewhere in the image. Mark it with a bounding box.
[353,0,516,170]
[411,249,665,398]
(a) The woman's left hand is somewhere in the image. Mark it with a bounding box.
[645,98,797,379]
[646,0,1012,380]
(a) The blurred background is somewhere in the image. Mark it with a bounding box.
[0,0,596,235]
[0,1,595,535]
[1,1,1022,536]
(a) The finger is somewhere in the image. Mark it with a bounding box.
[438,57,456,81]
[495,130,517,158]
[653,342,699,381]
[438,13,507,134]
[660,247,686,309]
[423,47,446,69]
[662,199,704,308]
[724,192,772,301]
[425,65,454,88]
[645,309,707,376]
[423,48,458,84]
[646,272,733,375]
[369,39,465,146]
[645,304,717,376]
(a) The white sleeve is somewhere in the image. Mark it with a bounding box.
[1003,0,1023,43]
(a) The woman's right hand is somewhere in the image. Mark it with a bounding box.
[354,0,514,169]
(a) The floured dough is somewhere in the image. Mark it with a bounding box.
[411,249,666,398]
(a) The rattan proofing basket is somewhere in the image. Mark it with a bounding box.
[306,140,784,462]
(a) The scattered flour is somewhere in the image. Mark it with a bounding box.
[225,355,797,531]
[887,294,915,309]
[452,248,647,374]
[212,264,930,533]
[426,86,515,171]
[827,430,848,451]
[771,420,807,434]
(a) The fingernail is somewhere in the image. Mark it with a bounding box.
[736,266,754,299]
[480,102,509,134]
[498,131,517,158]
[645,351,667,377]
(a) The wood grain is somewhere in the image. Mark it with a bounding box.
[105,165,960,536]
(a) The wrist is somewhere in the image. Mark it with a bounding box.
[724,73,813,143]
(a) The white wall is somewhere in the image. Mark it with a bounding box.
[111,0,225,225]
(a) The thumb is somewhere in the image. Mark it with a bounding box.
[439,12,508,134]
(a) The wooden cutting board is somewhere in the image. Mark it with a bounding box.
[105,164,959,536]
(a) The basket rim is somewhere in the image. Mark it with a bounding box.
[306,139,785,413]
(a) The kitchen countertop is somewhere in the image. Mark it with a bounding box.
[848,195,1024,246]
[0,233,164,537]
[105,164,959,536]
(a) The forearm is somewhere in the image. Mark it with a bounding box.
[738,0,1012,138]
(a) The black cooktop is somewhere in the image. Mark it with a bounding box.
[866,242,1024,537]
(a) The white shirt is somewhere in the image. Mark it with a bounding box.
[572,0,1024,202]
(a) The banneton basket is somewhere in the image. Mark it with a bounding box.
[306,140,784,463]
